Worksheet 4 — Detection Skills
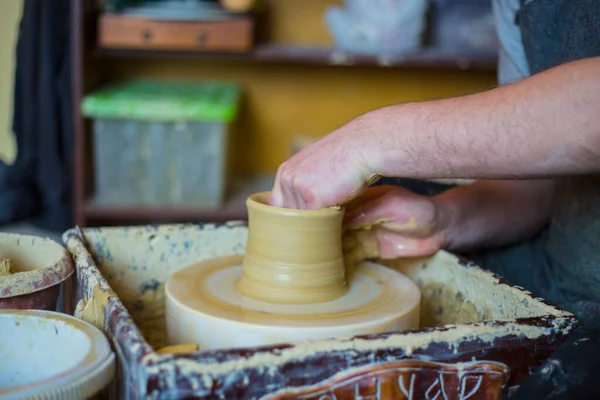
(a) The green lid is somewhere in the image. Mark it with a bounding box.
[81,80,241,122]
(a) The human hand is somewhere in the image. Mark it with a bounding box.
[342,185,448,264]
[268,117,379,209]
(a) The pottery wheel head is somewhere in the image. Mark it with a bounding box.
[165,255,421,350]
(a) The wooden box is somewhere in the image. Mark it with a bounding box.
[98,13,254,52]
[63,223,577,399]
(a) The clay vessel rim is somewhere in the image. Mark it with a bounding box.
[247,192,344,217]
[0,232,74,298]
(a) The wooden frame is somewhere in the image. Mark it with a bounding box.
[63,223,577,399]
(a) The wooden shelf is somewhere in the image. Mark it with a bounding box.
[96,44,498,71]
[83,174,274,223]
[73,0,499,227]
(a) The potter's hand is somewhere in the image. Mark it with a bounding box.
[343,186,447,263]
[269,124,376,209]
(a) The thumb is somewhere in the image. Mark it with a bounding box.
[344,191,394,230]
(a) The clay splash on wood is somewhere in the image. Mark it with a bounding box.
[0,258,11,276]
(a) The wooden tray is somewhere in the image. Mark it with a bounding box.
[63,223,577,399]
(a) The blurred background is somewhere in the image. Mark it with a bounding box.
[0,0,498,240]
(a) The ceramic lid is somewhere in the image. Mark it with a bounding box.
[0,310,115,399]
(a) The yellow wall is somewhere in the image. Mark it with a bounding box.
[106,0,497,174]
[0,0,22,164]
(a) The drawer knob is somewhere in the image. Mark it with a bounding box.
[143,31,153,42]
[198,32,209,45]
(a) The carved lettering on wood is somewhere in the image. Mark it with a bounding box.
[398,372,416,399]
[264,360,509,400]
[425,372,448,400]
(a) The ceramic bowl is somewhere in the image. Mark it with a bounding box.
[0,233,73,311]
[0,310,115,399]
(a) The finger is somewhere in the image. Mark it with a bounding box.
[343,186,393,214]
[269,165,285,207]
[303,176,363,210]
[282,183,298,209]
[343,189,396,229]
[345,227,440,264]
[275,163,299,209]
[295,195,307,210]
[376,229,440,259]
[289,174,307,210]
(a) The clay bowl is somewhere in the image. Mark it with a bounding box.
[0,309,115,399]
[0,233,74,311]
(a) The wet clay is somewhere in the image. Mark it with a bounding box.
[164,192,421,350]
[236,192,349,304]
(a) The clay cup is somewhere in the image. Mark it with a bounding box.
[236,192,348,304]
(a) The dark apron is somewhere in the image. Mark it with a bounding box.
[483,5,600,397]
[521,0,600,326]
[466,0,600,329]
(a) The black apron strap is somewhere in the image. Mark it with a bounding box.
[512,1,600,398]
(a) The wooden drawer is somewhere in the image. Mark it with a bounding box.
[98,14,254,52]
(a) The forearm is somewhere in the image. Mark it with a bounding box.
[433,179,555,252]
[361,57,600,179]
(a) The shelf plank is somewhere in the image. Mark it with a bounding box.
[96,44,498,71]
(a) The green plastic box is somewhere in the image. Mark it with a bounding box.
[82,80,241,208]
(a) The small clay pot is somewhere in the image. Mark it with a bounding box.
[236,191,348,304]
[0,233,74,312]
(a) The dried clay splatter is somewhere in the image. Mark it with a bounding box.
[0,258,11,276]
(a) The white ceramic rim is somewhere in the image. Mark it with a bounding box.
[166,256,421,330]
[0,310,115,400]
[247,191,344,216]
